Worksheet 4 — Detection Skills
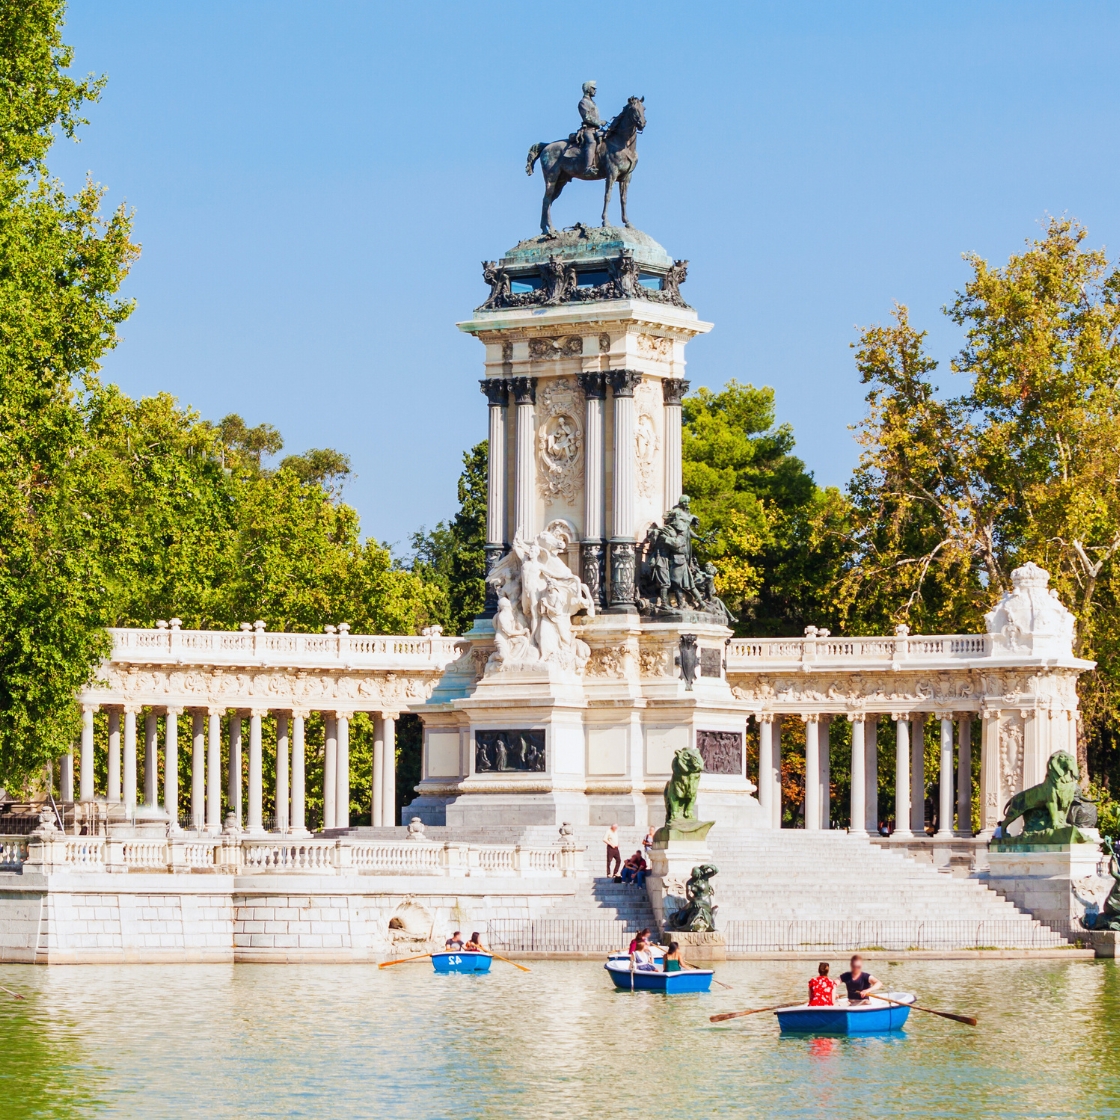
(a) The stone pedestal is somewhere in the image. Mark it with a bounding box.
[646,822,714,930]
[658,929,726,961]
[983,842,1109,929]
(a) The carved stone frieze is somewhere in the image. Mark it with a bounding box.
[584,645,631,679]
[638,647,670,678]
[529,336,583,360]
[636,333,672,359]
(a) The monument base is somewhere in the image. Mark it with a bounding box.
[982,842,1109,929]
[646,825,715,929]
[991,825,1099,851]
[658,929,726,961]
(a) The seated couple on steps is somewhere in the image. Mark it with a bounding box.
[808,956,882,1005]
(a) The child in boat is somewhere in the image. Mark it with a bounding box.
[464,932,486,952]
[662,942,682,972]
[807,962,836,1006]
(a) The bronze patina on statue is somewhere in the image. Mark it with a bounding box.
[526,82,646,235]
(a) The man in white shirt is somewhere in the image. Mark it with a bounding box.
[604,824,622,878]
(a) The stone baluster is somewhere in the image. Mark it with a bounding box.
[335,712,350,830]
[206,710,222,831]
[123,707,138,810]
[893,714,913,838]
[910,714,926,834]
[577,372,607,608]
[848,716,867,836]
[60,749,74,803]
[864,715,879,833]
[191,710,205,831]
[819,715,831,829]
[662,377,689,508]
[609,369,641,611]
[247,709,265,834]
[228,712,242,825]
[772,715,783,828]
[107,708,121,803]
[757,715,773,827]
[323,714,337,831]
[144,710,159,808]
[979,709,1001,838]
[276,712,290,834]
[803,715,820,831]
[291,711,307,835]
[372,715,385,827]
[511,376,537,538]
[936,715,955,838]
[79,704,96,802]
[165,708,181,830]
[381,712,397,828]
[481,378,509,616]
[956,716,973,836]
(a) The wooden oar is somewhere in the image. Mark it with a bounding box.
[0,984,24,1000]
[710,1003,789,1022]
[488,952,531,973]
[680,957,732,990]
[873,993,977,1027]
[378,952,432,969]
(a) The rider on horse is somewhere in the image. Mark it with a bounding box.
[575,80,605,176]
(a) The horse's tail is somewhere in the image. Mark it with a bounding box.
[526,142,545,176]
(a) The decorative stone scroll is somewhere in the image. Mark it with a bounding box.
[475,730,546,773]
[696,730,743,776]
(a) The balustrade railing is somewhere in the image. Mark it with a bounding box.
[725,633,993,668]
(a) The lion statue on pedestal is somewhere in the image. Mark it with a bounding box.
[999,750,1080,836]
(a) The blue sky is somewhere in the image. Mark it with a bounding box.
[54,1,1120,550]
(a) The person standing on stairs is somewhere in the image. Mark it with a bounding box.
[604,823,622,878]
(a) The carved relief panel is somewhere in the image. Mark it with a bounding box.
[535,377,584,505]
[697,730,743,775]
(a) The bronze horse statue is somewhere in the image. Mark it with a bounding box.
[526,96,646,235]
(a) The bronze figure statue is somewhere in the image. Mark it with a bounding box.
[526,86,646,235]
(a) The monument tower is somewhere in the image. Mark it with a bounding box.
[405,91,761,830]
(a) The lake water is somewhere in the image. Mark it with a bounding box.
[2,958,1118,1119]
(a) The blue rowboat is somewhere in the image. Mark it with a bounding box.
[775,992,914,1034]
[431,951,493,973]
[604,959,713,993]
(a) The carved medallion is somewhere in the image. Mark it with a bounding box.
[535,378,584,503]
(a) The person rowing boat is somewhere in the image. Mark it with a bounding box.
[839,954,882,1003]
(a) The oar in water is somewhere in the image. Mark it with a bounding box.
[0,984,24,1000]
[378,952,433,969]
[710,1004,788,1022]
[680,958,732,990]
[488,952,531,973]
[874,993,977,1027]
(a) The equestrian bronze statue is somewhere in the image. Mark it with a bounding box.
[526,84,646,235]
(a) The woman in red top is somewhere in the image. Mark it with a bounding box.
[807,961,836,1006]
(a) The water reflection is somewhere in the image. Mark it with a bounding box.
[0,959,1117,1119]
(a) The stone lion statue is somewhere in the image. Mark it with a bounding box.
[1000,750,1080,835]
[666,864,719,932]
[663,745,704,822]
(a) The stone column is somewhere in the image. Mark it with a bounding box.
[191,710,205,831]
[819,715,831,829]
[956,716,973,836]
[123,707,138,810]
[276,712,290,834]
[381,713,397,827]
[206,710,222,831]
[511,376,537,537]
[609,369,641,610]
[864,714,879,833]
[849,716,867,836]
[772,715,783,828]
[893,715,913,838]
[247,709,264,834]
[578,372,607,609]
[323,714,337,831]
[936,715,955,838]
[757,715,773,827]
[372,715,385,827]
[79,704,96,802]
[662,378,689,508]
[144,710,159,807]
[164,708,180,830]
[228,713,242,825]
[910,714,926,834]
[291,712,307,835]
[480,378,508,616]
[335,713,350,829]
[803,715,820,831]
[979,709,1001,838]
[107,708,121,803]
[59,750,74,803]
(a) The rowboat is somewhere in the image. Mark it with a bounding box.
[774,992,915,1034]
[431,951,493,973]
[604,959,713,993]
